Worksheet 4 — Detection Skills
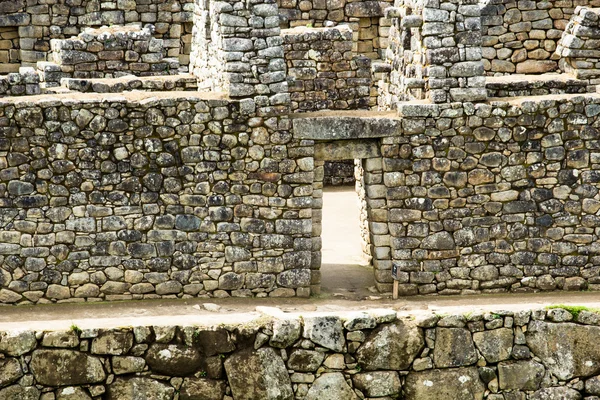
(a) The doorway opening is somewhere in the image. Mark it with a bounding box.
[319,159,375,298]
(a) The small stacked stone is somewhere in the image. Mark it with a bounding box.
[48,25,179,79]
[282,25,372,112]
[0,67,40,97]
[556,6,600,79]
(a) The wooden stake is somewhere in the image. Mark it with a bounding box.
[393,280,398,300]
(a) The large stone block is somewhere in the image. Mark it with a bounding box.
[357,320,423,370]
[305,372,358,400]
[224,347,293,400]
[527,321,600,380]
[30,349,106,386]
[404,367,485,400]
[107,377,175,400]
[146,344,203,376]
[433,328,478,368]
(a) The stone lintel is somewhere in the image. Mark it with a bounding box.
[314,139,380,161]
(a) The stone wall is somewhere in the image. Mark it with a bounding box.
[282,25,372,112]
[0,68,40,97]
[0,27,20,74]
[2,307,600,399]
[380,0,487,105]
[480,0,600,76]
[49,26,177,79]
[277,0,393,60]
[0,0,193,68]
[556,6,600,80]
[0,91,312,304]
[387,95,600,295]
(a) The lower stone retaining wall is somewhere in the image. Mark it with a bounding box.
[1,306,600,399]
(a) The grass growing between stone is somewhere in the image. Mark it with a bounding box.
[545,304,600,319]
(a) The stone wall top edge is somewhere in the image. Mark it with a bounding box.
[0,91,231,108]
[2,306,597,334]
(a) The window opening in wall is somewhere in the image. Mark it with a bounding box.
[320,159,374,299]
[0,27,20,74]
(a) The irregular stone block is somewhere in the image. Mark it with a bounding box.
[352,371,401,397]
[433,328,478,368]
[404,367,485,400]
[357,320,423,370]
[527,320,600,380]
[473,328,513,363]
[146,344,202,376]
[224,347,293,400]
[180,378,226,400]
[30,349,106,386]
[303,316,345,352]
[498,360,545,391]
[107,377,175,400]
[306,372,358,400]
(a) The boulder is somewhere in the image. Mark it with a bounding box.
[305,372,358,400]
[498,360,545,390]
[0,330,36,356]
[357,320,424,370]
[287,349,325,371]
[91,330,133,355]
[270,319,301,348]
[0,385,40,400]
[107,377,175,400]
[0,358,22,387]
[303,316,345,352]
[404,367,485,400]
[180,378,226,400]
[433,328,478,368]
[473,328,513,363]
[352,371,401,397]
[224,347,293,400]
[30,349,106,386]
[56,386,93,400]
[145,343,203,376]
[530,387,582,400]
[527,320,600,379]
[195,329,236,356]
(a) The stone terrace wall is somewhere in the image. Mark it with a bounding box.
[480,0,600,76]
[387,94,600,295]
[556,6,600,80]
[2,307,600,399]
[282,25,372,112]
[0,92,313,304]
[0,0,193,68]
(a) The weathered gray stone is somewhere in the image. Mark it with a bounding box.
[180,378,226,400]
[357,320,424,370]
[434,328,478,368]
[287,349,325,371]
[224,347,293,400]
[526,321,600,379]
[91,330,133,355]
[404,367,485,400]
[305,372,358,400]
[473,328,513,363]
[303,316,345,352]
[146,343,202,376]
[0,330,36,356]
[107,377,175,400]
[530,387,581,400]
[0,358,22,387]
[0,385,40,400]
[498,360,545,390]
[56,386,93,400]
[270,319,302,348]
[352,371,402,397]
[30,349,106,386]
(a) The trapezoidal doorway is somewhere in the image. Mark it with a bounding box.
[311,140,386,299]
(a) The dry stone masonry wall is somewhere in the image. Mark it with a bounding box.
[0,0,193,68]
[556,6,600,79]
[282,25,372,112]
[1,307,600,399]
[48,26,179,80]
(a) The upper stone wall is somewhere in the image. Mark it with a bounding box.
[0,0,193,68]
[480,0,600,75]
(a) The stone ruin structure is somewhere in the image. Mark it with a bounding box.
[2,0,600,303]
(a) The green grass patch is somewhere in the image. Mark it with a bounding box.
[545,304,600,319]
